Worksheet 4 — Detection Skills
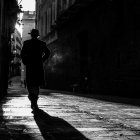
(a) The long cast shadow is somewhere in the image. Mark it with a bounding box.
[33,108,89,140]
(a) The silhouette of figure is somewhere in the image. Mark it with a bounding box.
[21,29,50,109]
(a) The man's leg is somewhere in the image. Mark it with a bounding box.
[27,86,39,109]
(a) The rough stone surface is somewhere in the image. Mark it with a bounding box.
[0,83,140,139]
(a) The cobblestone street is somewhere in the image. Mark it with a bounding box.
[0,83,140,140]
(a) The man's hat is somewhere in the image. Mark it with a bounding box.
[28,29,39,36]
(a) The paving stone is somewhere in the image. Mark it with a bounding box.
[1,83,140,139]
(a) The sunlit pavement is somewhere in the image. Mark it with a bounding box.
[0,83,140,139]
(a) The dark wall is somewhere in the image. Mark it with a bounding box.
[44,0,140,97]
[0,36,10,98]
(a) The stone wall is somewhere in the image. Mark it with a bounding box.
[42,0,140,97]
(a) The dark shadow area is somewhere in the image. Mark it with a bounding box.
[70,93,140,107]
[0,95,33,139]
[33,108,89,140]
[41,89,140,107]
[84,93,140,107]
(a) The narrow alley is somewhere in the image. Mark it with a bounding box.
[0,79,140,140]
[1,1,140,139]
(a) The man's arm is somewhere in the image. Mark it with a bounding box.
[42,42,50,63]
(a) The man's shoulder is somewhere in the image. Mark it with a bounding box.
[24,39,46,46]
[24,39,32,44]
[37,40,47,47]
[38,39,46,44]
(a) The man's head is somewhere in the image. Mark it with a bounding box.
[29,29,39,38]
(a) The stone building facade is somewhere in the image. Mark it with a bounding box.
[22,11,36,42]
[36,0,140,97]
[10,28,22,77]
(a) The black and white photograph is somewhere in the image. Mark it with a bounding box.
[0,0,140,139]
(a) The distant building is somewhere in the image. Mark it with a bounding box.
[11,28,22,57]
[10,28,22,77]
[22,11,36,42]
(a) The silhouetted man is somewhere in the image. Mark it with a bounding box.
[21,29,50,109]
